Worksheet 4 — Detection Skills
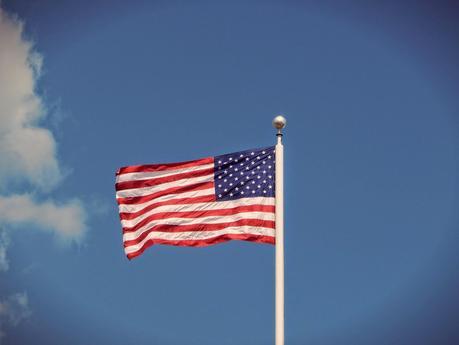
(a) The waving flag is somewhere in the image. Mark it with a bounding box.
[115,146,276,259]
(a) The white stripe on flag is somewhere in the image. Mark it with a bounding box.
[116,163,214,183]
[124,226,276,254]
[121,197,275,227]
[123,212,275,241]
[117,188,216,213]
[116,174,213,198]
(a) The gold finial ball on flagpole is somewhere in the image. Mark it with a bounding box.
[273,115,287,130]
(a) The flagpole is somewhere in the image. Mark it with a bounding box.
[273,115,286,345]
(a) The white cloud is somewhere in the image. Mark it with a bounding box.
[0,292,31,326]
[0,292,31,344]
[0,194,87,243]
[0,7,87,241]
[0,8,62,191]
[0,5,89,341]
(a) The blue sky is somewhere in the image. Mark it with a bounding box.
[0,1,458,344]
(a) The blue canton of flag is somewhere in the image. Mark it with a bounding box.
[214,146,275,201]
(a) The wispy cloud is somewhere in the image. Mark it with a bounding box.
[0,6,87,247]
[0,9,62,191]
[0,195,87,243]
[0,292,32,344]
[0,230,9,272]
[0,5,88,342]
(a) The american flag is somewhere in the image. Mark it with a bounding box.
[115,146,276,259]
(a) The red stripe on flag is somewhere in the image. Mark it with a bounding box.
[126,234,275,260]
[116,181,215,205]
[117,157,213,175]
[115,167,214,191]
[119,195,216,220]
[123,219,275,246]
[122,204,276,233]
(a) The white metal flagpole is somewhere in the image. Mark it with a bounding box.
[273,115,286,345]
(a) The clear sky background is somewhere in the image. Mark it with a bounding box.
[0,1,458,344]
